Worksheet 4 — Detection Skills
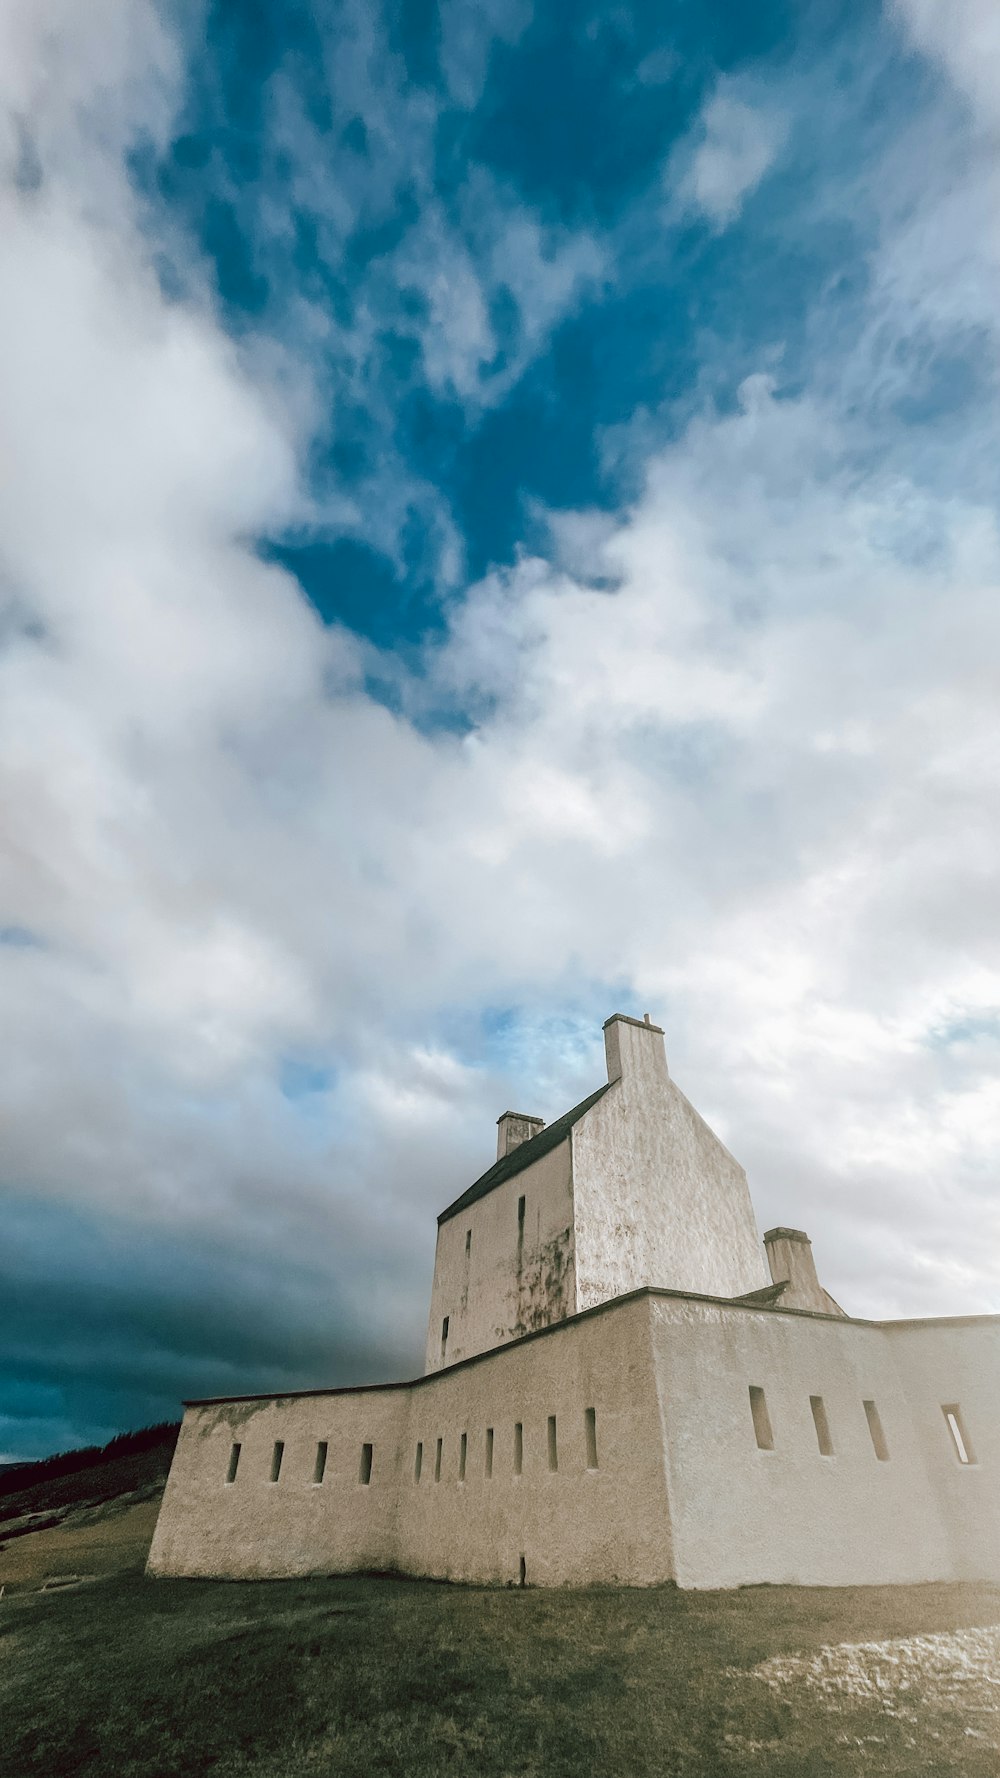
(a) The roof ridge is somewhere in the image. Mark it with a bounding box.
[437,1080,613,1225]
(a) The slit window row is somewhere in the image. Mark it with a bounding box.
[749,1388,979,1464]
[414,1409,598,1482]
[223,1410,600,1487]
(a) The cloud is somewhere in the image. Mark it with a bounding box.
[668,82,787,228]
[894,0,1000,131]
[3,2,1000,1460]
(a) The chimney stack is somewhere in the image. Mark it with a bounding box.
[603,1012,668,1089]
[763,1227,842,1315]
[496,1111,545,1160]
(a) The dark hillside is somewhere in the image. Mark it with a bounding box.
[0,1424,179,1523]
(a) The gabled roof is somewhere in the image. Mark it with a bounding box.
[437,1081,613,1226]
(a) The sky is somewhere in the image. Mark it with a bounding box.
[2,0,1000,1460]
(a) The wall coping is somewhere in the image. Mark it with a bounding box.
[182,1284,1000,1409]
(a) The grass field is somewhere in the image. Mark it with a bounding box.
[3,1498,1000,1778]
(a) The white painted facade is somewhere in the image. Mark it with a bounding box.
[149,1014,1000,1589]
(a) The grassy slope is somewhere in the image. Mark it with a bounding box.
[2,1567,1000,1778]
[2,1436,999,1777]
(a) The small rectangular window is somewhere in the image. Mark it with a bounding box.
[313,1440,328,1484]
[943,1404,976,1465]
[465,1228,472,1257]
[584,1407,598,1470]
[414,1440,423,1482]
[459,1431,467,1482]
[749,1386,774,1451]
[434,1436,443,1482]
[485,1427,494,1479]
[810,1395,834,1456]
[359,1442,373,1484]
[547,1415,558,1472]
[513,1421,523,1476]
[270,1440,285,1483]
[863,1399,890,1461]
[226,1442,241,1484]
[517,1194,525,1228]
[440,1316,449,1362]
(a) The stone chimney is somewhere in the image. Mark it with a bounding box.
[496,1111,545,1160]
[603,1012,669,1090]
[763,1227,843,1315]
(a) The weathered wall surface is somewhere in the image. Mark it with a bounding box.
[885,1319,1000,1581]
[572,1019,769,1309]
[648,1295,1000,1589]
[399,1293,671,1586]
[148,1293,672,1588]
[149,1288,1000,1590]
[146,1385,408,1581]
[424,1138,575,1372]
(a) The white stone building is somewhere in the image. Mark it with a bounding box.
[148,1014,1000,1589]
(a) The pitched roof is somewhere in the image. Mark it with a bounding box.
[437,1081,613,1226]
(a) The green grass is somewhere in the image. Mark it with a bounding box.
[2,1568,1000,1777]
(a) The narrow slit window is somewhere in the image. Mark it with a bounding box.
[359,1442,373,1485]
[226,1442,241,1484]
[943,1404,976,1465]
[513,1421,523,1476]
[434,1436,443,1482]
[749,1386,774,1451]
[584,1407,598,1470]
[517,1194,526,1229]
[810,1395,834,1456]
[414,1441,423,1482]
[465,1228,472,1257]
[863,1399,890,1461]
[459,1431,467,1482]
[485,1427,494,1478]
[440,1316,449,1362]
[547,1415,558,1472]
[518,1554,526,1587]
[270,1440,284,1483]
[313,1440,328,1485]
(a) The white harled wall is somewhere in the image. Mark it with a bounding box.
[572,1018,770,1309]
[148,1292,672,1587]
[424,1137,576,1373]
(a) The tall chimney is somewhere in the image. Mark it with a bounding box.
[603,1012,669,1089]
[496,1111,545,1160]
[763,1227,843,1315]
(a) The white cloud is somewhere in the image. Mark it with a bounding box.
[668,82,786,228]
[4,0,1000,1461]
[894,0,1000,131]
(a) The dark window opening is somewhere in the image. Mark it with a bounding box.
[518,1554,526,1587]
[226,1443,241,1484]
[440,1316,449,1362]
[863,1399,890,1461]
[810,1395,834,1456]
[485,1427,494,1478]
[270,1441,284,1483]
[517,1194,525,1229]
[359,1442,373,1484]
[584,1407,598,1470]
[434,1436,443,1482]
[514,1421,523,1476]
[459,1431,467,1481]
[313,1440,328,1484]
[414,1441,423,1482]
[749,1386,774,1451]
[547,1415,558,1472]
